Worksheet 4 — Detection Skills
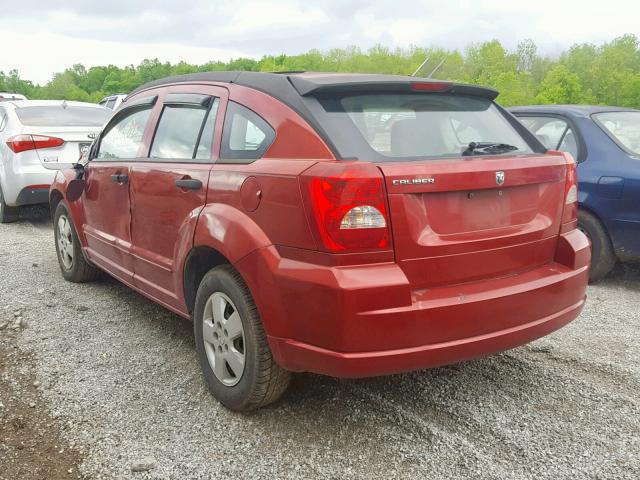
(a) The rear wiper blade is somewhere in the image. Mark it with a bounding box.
[462,142,519,156]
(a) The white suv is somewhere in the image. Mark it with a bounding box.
[0,100,111,222]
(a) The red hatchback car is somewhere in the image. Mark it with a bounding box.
[50,72,590,410]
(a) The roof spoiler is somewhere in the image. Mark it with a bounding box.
[288,75,499,100]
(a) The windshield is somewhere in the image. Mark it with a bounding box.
[16,106,112,127]
[317,93,532,161]
[593,111,640,156]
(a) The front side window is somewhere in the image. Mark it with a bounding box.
[105,98,117,110]
[221,102,274,160]
[97,107,151,159]
[318,93,532,161]
[517,115,579,160]
[593,111,640,156]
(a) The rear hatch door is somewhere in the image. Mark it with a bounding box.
[379,153,567,288]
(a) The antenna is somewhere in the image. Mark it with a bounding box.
[411,57,430,77]
[427,57,447,78]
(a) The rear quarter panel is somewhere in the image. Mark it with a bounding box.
[191,83,336,331]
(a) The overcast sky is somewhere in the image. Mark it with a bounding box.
[1,0,639,84]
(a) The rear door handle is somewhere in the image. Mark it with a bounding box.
[110,173,128,183]
[175,178,202,190]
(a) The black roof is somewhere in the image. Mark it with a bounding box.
[129,71,498,101]
[127,72,507,161]
[509,104,639,117]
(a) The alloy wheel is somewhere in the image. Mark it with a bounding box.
[57,214,74,270]
[202,292,246,386]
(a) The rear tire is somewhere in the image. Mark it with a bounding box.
[54,201,101,282]
[0,184,19,223]
[578,209,616,283]
[194,265,291,411]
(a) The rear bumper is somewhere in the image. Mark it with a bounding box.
[1,157,56,206]
[15,185,50,206]
[269,296,585,377]
[238,229,590,378]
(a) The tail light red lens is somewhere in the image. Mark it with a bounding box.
[302,162,391,252]
[6,134,64,153]
[562,154,578,225]
[410,81,452,92]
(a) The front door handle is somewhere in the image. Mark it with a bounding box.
[110,173,128,183]
[175,178,202,190]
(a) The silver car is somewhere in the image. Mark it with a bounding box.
[0,100,112,222]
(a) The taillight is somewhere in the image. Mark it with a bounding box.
[6,134,64,153]
[562,154,578,224]
[410,81,452,92]
[302,162,391,252]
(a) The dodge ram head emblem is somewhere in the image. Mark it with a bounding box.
[495,171,505,185]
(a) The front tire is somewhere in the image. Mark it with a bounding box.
[54,201,101,282]
[0,184,19,223]
[578,209,616,282]
[194,265,290,411]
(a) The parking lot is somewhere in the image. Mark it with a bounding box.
[1,209,639,480]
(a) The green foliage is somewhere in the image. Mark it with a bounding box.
[2,35,640,108]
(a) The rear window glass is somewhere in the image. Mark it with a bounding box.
[593,111,640,156]
[15,106,111,127]
[318,93,532,161]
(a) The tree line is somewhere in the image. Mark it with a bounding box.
[1,35,639,108]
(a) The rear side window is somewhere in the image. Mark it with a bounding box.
[518,117,568,150]
[220,102,274,160]
[195,99,220,160]
[318,93,532,161]
[150,98,218,160]
[15,106,111,127]
[517,116,579,161]
[593,111,640,156]
[97,108,152,159]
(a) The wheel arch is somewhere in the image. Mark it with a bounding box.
[183,246,232,315]
[184,204,272,315]
[578,203,613,244]
[49,189,64,219]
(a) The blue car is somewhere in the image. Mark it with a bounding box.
[511,105,640,281]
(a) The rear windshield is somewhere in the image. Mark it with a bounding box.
[593,111,640,156]
[15,106,112,127]
[318,93,532,161]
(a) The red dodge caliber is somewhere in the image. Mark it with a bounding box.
[50,72,590,410]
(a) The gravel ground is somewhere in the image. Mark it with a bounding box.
[1,210,639,479]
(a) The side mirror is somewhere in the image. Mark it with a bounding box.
[66,178,85,202]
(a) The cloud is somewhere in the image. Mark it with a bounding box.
[0,0,639,83]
